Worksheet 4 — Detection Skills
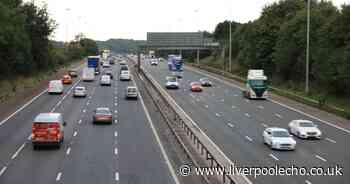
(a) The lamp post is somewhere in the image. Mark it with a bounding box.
[305,0,310,93]
[65,8,71,43]
[229,21,232,72]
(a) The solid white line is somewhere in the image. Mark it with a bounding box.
[325,137,336,144]
[245,136,253,142]
[315,155,327,162]
[56,172,62,181]
[0,89,47,126]
[73,131,78,137]
[11,143,26,160]
[305,180,312,184]
[66,147,71,155]
[227,123,234,128]
[138,92,180,184]
[0,166,7,176]
[269,154,279,161]
[115,172,119,181]
[114,148,118,155]
[275,113,283,119]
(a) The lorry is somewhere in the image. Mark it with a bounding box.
[87,56,100,75]
[82,68,95,82]
[243,70,268,99]
[167,55,183,78]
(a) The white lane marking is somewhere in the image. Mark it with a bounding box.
[139,75,144,81]
[233,94,239,97]
[227,123,234,128]
[245,99,250,103]
[89,96,92,99]
[204,105,209,108]
[0,89,47,126]
[315,155,327,162]
[215,113,221,117]
[114,131,118,137]
[11,143,26,160]
[245,113,251,118]
[138,92,181,184]
[0,166,7,176]
[114,119,118,124]
[114,148,118,155]
[86,102,90,106]
[275,113,283,119]
[232,105,236,109]
[269,154,279,161]
[258,105,264,109]
[27,135,31,140]
[56,172,62,181]
[325,137,336,144]
[305,180,312,184]
[115,172,119,181]
[66,147,71,155]
[261,123,268,128]
[115,103,118,106]
[73,131,78,137]
[114,110,118,114]
[78,119,82,124]
[83,109,86,113]
[221,99,225,102]
[245,136,253,142]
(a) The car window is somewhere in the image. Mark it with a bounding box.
[272,131,290,137]
[299,122,314,127]
[96,109,110,114]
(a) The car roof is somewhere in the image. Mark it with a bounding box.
[294,119,313,123]
[267,127,288,132]
[34,113,62,123]
[127,86,137,89]
[96,107,110,111]
[75,86,85,89]
[50,80,62,83]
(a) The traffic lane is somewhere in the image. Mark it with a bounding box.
[58,81,115,184]
[117,74,177,184]
[0,77,81,168]
[143,63,346,184]
[0,79,92,184]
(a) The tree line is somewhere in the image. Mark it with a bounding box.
[213,0,350,95]
[0,0,98,80]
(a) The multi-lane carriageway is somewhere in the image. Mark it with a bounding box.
[141,59,349,184]
[0,62,178,184]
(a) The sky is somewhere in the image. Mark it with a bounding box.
[27,0,348,41]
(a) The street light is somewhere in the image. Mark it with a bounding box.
[305,0,310,93]
[229,21,232,72]
[65,8,71,43]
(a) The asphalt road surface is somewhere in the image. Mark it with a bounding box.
[142,59,349,184]
[0,60,177,184]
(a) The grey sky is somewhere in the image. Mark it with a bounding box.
[28,0,348,41]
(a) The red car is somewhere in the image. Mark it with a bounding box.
[190,82,203,92]
[93,107,113,124]
[62,75,72,84]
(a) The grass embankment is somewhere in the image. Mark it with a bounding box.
[189,56,350,119]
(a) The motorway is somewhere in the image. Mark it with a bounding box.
[142,59,349,184]
[0,60,177,184]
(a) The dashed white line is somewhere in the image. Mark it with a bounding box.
[232,105,236,109]
[245,99,250,103]
[258,105,264,109]
[325,137,336,144]
[305,180,312,184]
[204,105,209,108]
[275,113,283,119]
[114,110,118,114]
[83,109,86,113]
[56,172,62,181]
[114,119,118,124]
[233,94,239,97]
[73,131,78,137]
[86,102,90,106]
[261,123,268,128]
[245,136,253,142]
[115,103,118,106]
[78,119,82,124]
[11,143,26,160]
[114,148,118,155]
[66,147,71,155]
[114,131,118,137]
[0,166,7,176]
[227,123,234,128]
[115,172,119,181]
[27,135,31,140]
[245,113,251,118]
[315,155,327,162]
[269,154,279,161]
[215,113,221,117]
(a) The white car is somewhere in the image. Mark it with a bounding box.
[288,120,322,139]
[100,75,111,86]
[263,127,296,150]
[73,86,87,97]
[102,62,111,68]
[126,86,138,99]
[165,76,179,89]
[48,80,64,94]
[151,59,158,65]
[119,70,131,81]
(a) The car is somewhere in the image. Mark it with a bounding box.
[62,75,72,84]
[109,59,115,65]
[68,70,78,77]
[190,82,203,92]
[48,80,64,94]
[119,70,131,81]
[263,127,296,150]
[73,86,87,97]
[93,107,113,124]
[31,113,66,149]
[102,62,111,68]
[200,78,212,87]
[100,75,111,86]
[165,76,179,89]
[120,65,129,71]
[126,86,138,99]
[151,59,158,65]
[104,70,114,79]
[288,120,322,139]
[119,60,127,65]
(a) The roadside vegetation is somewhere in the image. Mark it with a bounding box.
[195,0,350,117]
[0,0,98,102]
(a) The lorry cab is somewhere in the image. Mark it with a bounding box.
[244,70,268,99]
[31,113,66,149]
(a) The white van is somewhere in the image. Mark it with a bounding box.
[48,80,64,94]
[119,70,131,81]
[82,68,95,82]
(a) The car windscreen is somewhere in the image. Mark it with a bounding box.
[96,109,110,115]
[272,131,290,137]
[299,122,315,127]
[128,88,137,92]
[249,80,266,86]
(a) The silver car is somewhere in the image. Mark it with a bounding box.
[73,86,87,97]
[126,86,138,99]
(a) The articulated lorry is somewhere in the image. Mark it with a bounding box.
[87,56,100,75]
[243,70,268,99]
[167,55,183,78]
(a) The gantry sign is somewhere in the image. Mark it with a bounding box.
[137,32,219,70]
